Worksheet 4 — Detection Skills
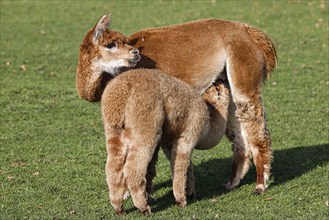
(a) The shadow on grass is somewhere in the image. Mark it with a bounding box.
[151,143,329,212]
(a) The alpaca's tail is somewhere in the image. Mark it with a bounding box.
[246,25,277,80]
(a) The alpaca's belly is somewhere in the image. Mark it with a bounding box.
[151,47,226,93]
[167,50,227,94]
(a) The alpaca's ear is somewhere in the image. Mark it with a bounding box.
[93,14,111,44]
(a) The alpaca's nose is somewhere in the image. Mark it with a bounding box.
[130,48,139,55]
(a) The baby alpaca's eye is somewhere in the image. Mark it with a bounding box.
[106,42,116,49]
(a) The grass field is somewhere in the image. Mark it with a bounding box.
[1,0,328,219]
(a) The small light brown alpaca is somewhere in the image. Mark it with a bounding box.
[102,69,229,215]
[76,14,277,194]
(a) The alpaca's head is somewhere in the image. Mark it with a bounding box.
[76,14,140,101]
[79,14,140,76]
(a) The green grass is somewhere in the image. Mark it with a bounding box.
[1,0,328,219]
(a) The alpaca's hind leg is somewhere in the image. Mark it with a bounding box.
[226,48,273,194]
[225,97,272,194]
[251,126,272,194]
[227,98,272,194]
[105,127,127,215]
[225,110,252,190]
[146,145,160,198]
[124,139,159,215]
[186,162,196,199]
[171,139,195,207]
[163,146,195,199]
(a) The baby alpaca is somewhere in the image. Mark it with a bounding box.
[102,69,210,215]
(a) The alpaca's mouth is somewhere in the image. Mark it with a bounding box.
[129,54,141,65]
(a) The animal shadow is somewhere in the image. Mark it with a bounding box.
[151,143,329,212]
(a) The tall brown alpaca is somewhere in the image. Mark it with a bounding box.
[76,14,277,194]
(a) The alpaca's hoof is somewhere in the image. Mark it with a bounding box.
[254,184,266,195]
[141,206,152,216]
[187,192,196,201]
[115,209,125,216]
[175,199,187,208]
[224,179,240,191]
[254,188,263,195]
[224,182,234,191]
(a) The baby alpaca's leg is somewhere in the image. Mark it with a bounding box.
[171,139,194,207]
[186,162,196,199]
[124,139,158,215]
[163,146,196,199]
[146,145,160,198]
[105,127,127,215]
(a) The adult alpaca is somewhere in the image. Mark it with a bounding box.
[76,14,277,194]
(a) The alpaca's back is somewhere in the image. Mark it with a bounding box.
[101,69,209,143]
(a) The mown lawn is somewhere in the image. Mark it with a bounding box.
[1,1,328,219]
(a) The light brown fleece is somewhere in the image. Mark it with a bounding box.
[102,69,223,215]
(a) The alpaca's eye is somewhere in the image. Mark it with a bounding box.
[106,42,116,49]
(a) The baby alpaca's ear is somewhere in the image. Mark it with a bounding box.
[93,14,111,44]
